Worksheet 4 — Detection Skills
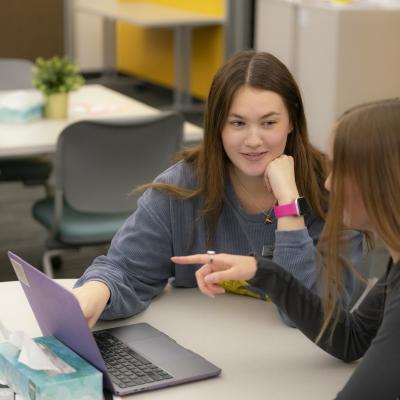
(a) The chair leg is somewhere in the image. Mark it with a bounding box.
[42,249,63,278]
[44,182,54,197]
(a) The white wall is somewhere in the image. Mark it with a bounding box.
[255,0,400,151]
[72,0,104,72]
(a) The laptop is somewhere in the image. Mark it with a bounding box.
[8,252,221,396]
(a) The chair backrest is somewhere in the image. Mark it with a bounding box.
[54,111,184,213]
[0,58,34,90]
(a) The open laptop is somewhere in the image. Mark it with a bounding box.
[8,252,221,396]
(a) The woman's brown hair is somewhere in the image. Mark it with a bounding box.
[142,50,328,244]
[316,98,400,344]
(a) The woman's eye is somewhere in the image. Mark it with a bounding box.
[262,120,277,128]
[229,120,244,127]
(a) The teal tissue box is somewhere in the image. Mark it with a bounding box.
[0,90,43,123]
[0,336,102,400]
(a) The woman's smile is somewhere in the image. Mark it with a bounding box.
[240,151,268,161]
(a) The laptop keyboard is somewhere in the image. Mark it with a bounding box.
[94,331,173,388]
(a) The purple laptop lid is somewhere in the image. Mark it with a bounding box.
[8,251,114,390]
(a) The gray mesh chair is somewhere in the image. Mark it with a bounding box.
[32,111,184,277]
[0,58,52,188]
[0,59,36,90]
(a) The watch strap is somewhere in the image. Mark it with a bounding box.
[273,201,298,218]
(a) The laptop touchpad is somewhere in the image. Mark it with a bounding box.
[109,323,190,363]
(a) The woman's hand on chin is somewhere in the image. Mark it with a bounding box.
[264,154,299,204]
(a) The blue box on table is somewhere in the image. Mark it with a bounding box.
[0,336,102,400]
[0,90,43,123]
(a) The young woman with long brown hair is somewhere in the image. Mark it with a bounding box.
[73,50,362,329]
[173,98,400,398]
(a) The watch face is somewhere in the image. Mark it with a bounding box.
[297,196,309,216]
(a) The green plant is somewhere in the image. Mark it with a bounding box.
[32,56,85,96]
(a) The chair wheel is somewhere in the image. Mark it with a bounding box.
[51,255,63,269]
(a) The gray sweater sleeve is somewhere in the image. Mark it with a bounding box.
[250,258,400,399]
[273,221,363,300]
[74,187,174,319]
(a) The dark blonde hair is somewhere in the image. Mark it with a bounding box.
[143,50,328,244]
[317,98,400,343]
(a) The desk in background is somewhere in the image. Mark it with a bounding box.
[76,0,225,111]
[0,84,203,159]
[0,278,356,399]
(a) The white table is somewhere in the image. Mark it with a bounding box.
[76,0,225,111]
[0,84,203,158]
[0,278,356,399]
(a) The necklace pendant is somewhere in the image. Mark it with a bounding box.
[264,215,273,224]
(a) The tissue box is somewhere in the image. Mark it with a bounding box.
[0,336,102,400]
[0,90,43,123]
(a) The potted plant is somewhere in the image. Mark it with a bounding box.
[32,56,85,119]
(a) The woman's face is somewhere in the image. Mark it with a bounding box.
[325,135,370,230]
[221,85,292,179]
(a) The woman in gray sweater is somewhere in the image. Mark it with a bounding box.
[73,50,362,328]
[173,99,400,399]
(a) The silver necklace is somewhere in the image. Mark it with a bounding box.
[232,170,275,224]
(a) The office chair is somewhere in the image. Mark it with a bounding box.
[32,111,184,277]
[0,58,52,189]
[0,59,36,90]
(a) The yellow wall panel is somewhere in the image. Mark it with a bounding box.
[116,0,225,99]
[191,27,224,98]
[117,25,174,88]
[119,0,224,16]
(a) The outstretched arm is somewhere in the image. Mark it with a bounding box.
[74,187,175,323]
[172,252,382,359]
[172,252,397,399]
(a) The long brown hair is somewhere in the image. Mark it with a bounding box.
[142,50,328,244]
[317,98,400,343]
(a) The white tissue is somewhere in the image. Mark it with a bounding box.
[0,322,74,374]
[0,90,43,111]
[0,89,43,123]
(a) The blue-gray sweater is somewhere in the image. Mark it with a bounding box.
[75,161,363,320]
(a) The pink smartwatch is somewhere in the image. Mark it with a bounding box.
[273,197,308,219]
